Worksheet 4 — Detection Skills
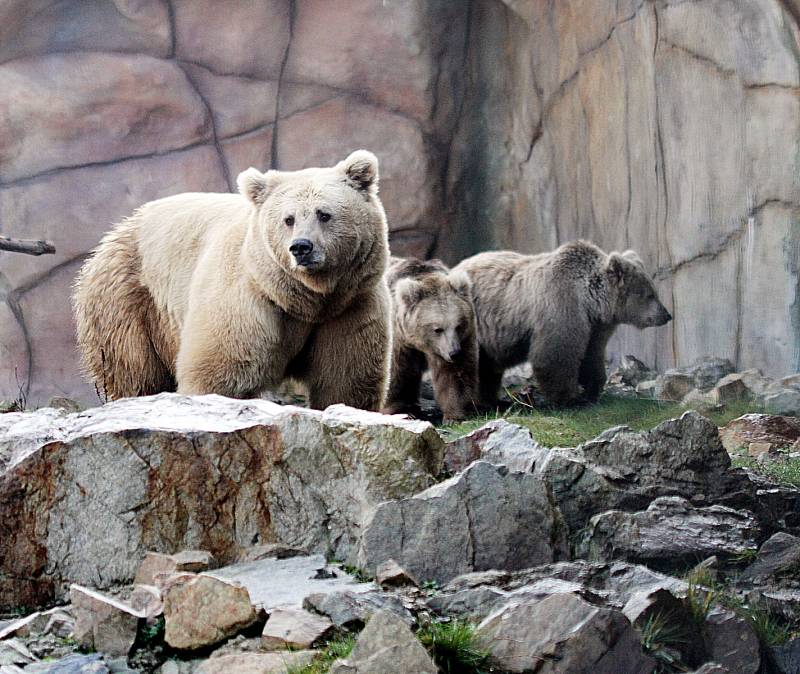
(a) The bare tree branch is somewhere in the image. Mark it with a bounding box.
[0,236,56,256]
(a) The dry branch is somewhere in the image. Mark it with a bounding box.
[0,236,56,256]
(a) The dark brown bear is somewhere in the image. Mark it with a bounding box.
[452,240,672,406]
[382,257,478,422]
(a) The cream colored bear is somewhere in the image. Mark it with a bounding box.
[73,151,391,410]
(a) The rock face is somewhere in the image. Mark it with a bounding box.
[0,395,442,609]
[533,411,751,532]
[579,497,761,568]
[476,592,655,673]
[357,461,567,584]
[2,1,799,404]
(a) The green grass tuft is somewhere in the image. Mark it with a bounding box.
[639,611,691,673]
[285,634,356,674]
[417,619,492,674]
[731,455,800,488]
[440,394,760,447]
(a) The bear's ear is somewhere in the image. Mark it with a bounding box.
[340,150,379,191]
[395,277,426,307]
[621,249,644,269]
[606,253,628,286]
[237,168,281,205]
[448,270,472,300]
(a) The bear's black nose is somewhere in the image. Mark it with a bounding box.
[449,344,462,359]
[289,238,314,260]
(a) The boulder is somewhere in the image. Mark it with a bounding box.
[654,371,696,401]
[607,355,656,388]
[765,390,800,416]
[442,419,542,474]
[771,637,800,674]
[357,461,567,585]
[134,550,215,586]
[0,394,442,609]
[579,497,760,567]
[476,593,655,673]
[162,574,257,650]
[194,651,315,674]
[719,414,800,454]
[303,590,413,630]
[23,654,109,674]
[70,585,144,657]
[261,609,333,650]
[712,373,752,403]
[375,560,419,590]
[329,609,437,674]
[0,640,36,667]
[704,607,760,674]
[740,532,800,586]
[533,412,751,533]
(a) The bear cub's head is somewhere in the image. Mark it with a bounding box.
[237,150,386,292]
[394,262,476,363]
[607,250,672,328]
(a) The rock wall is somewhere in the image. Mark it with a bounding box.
[0,0,798,404]
[442,0,800,376]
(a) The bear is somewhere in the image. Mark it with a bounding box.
[451,240,672,407]
[381,256,478,422]
[72,150,392,411]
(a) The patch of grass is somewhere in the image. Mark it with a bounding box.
[417,619,492,674]
[285,634,356,674]
[640,612,691,673]
[440,394,760,447]
[337,564,374,584]
[684,582,717,627]
[731,455,800,488]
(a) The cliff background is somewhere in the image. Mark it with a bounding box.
[1,0,798,405]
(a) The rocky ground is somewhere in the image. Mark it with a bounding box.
[2,357,800,673]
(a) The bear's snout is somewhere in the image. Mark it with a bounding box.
[289,238,314,264]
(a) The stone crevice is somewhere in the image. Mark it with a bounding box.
[164,0,177,58]
[270,0,296,169]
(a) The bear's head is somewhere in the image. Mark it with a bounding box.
[607,250,672,328]
[394,267,476,362]
[237,150,387,293]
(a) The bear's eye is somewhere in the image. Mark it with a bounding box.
[434,327,444,334]
[317,210,331,223]
[284,215,295,227]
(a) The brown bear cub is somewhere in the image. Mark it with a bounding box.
[73,151,391,411]
[453,240,671,407]
[382,257,478,422]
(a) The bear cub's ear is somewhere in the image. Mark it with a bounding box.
[340,150,379,191]
[448,270,472,300]
[237,168,282,205]
[606,253,628,286]
[395,277,426,307]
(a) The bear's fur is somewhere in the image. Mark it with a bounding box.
[73,150,392,410]
[452,240,672,406]
[382,257,478,422]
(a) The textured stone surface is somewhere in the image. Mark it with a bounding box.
[579,496,760,566]
[163,574,257,650]
[476,593,655,673]
[329,609,437,674]
[22,653,109,674]
[0,395,442,609]
[705,607,761,674]
[740,532,800,586]
[533,412,752,533]
[70,585,143,657]
[261,609,333,650]
[134,550,215,586]
[357,461,567,584]
[442,419,542,474]
[720,414,800,453]
[194,651,315,674]
[302,590,413,630]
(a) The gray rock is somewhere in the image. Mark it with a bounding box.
[705,607,760,674]
[375,560,419,589]
[607,355,656,388]
[0,640,36,667]
[194,651,315,674]
[771,637,800,674]
[740,532,800,586]
[765,389,800,416]
[533,412,752,533]
[70,585,144,657]
[24,654,109,674]
[261,608,333,650]
[205,554,371,612]
[713,373,753,403]
[687,358,736,392]
[442,419,542,474]
[579,497,760,567]
[329,609,437,674]
[476,592,655,673]
[134,551,215,585]
[654,371,696,401]
[303,589,413,629]
[0,395,442,609]
[426,586,509,620]
[357,461,567,584]
[635,380,657,398]
[686,665,731,674]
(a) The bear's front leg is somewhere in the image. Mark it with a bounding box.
[382,345,426,416]
[304,286,391,411]
[578,326,615,402]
